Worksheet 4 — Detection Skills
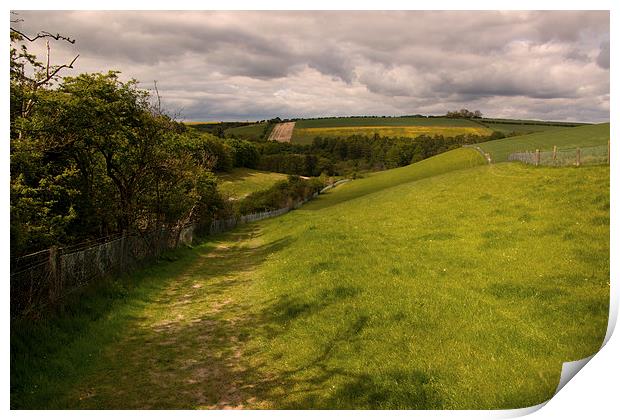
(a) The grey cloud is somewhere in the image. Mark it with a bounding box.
[597,41,610,69]
[11,10,610,122]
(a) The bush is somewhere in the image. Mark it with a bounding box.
[234,176,324,215]
[224,138,260,168]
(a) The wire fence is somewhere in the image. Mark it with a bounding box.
[209,193,318,235]
[209,207,291,235]
[10,224,196,318]
[320,179,351,193]
[507,144,609,167]
[10,189,326,318]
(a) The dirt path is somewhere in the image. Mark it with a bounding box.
[69,227,269,409]
[268,122,295,142]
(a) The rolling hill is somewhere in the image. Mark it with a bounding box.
[14,144,609,409]
[224,123,269,141]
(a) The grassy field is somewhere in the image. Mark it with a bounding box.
[292,117,491,144]
[225,123,269,141]
[217,168,288,199]
[293,126,491,144]
[475,117,587,135]
[479,122,570,135]
[11,147,609,409]
[475,123,610,162]
[479,118,585,126]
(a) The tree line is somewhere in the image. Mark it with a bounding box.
[252,132,499,177]
[444,109,483,119]
[9,24,309,257]
[9,20,503,258]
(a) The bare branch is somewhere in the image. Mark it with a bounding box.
[153,80,162,115]
[10,27,76,44]
[46,40,50,80]
[35,55,79,88]
[10,11,23,24]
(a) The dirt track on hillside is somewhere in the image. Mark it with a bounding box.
[268,122,295,142]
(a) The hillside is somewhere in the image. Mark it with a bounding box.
[475,118,586,135]
[13,147,609,409]
[478,122,571,135]
[224,123,269,141]
[475,123,610,162]
[307,147,485,208]
[217,168,288,199]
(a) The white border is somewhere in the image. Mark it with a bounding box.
[3,1,616,418]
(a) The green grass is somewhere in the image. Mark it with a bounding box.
[11,148,609,409]
[225,123,268,140]
[479,118,586,126]
[309,148,485,207]
[217,168,288,199]
[292,117,489,144]
[480,122,569,135]
[476,123,610,162]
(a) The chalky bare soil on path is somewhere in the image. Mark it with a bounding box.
[70,227,276,409]
[268,122,295,142]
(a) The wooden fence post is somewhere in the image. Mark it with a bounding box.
[576,148,581,167]
[48,246,62,304]
[535,149,540,166]
[552,145,557,162]
[119,229,127,272]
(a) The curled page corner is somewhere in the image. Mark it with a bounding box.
[602,293,618,347]
[497,356,595,418]
[500,400,549,418]
[554,355,595,395]
[540,284,619,408]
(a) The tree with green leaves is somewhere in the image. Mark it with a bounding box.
[10,21,225,256]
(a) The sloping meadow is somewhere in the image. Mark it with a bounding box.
[12,147,609,409]
[228,157,609,408]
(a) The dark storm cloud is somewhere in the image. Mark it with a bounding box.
[12,10,610,122]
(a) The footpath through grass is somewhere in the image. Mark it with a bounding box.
[11,152,609,409]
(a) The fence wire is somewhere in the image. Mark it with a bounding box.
[10,224,196,317]
[11,186,325,318]
[508,144,609,167]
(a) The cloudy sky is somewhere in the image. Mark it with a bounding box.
[13,10,610,122]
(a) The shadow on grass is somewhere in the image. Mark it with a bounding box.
[12,222,442,409]
[79,278,441,408]
[10,224,293,409]
[243,290,443,409]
